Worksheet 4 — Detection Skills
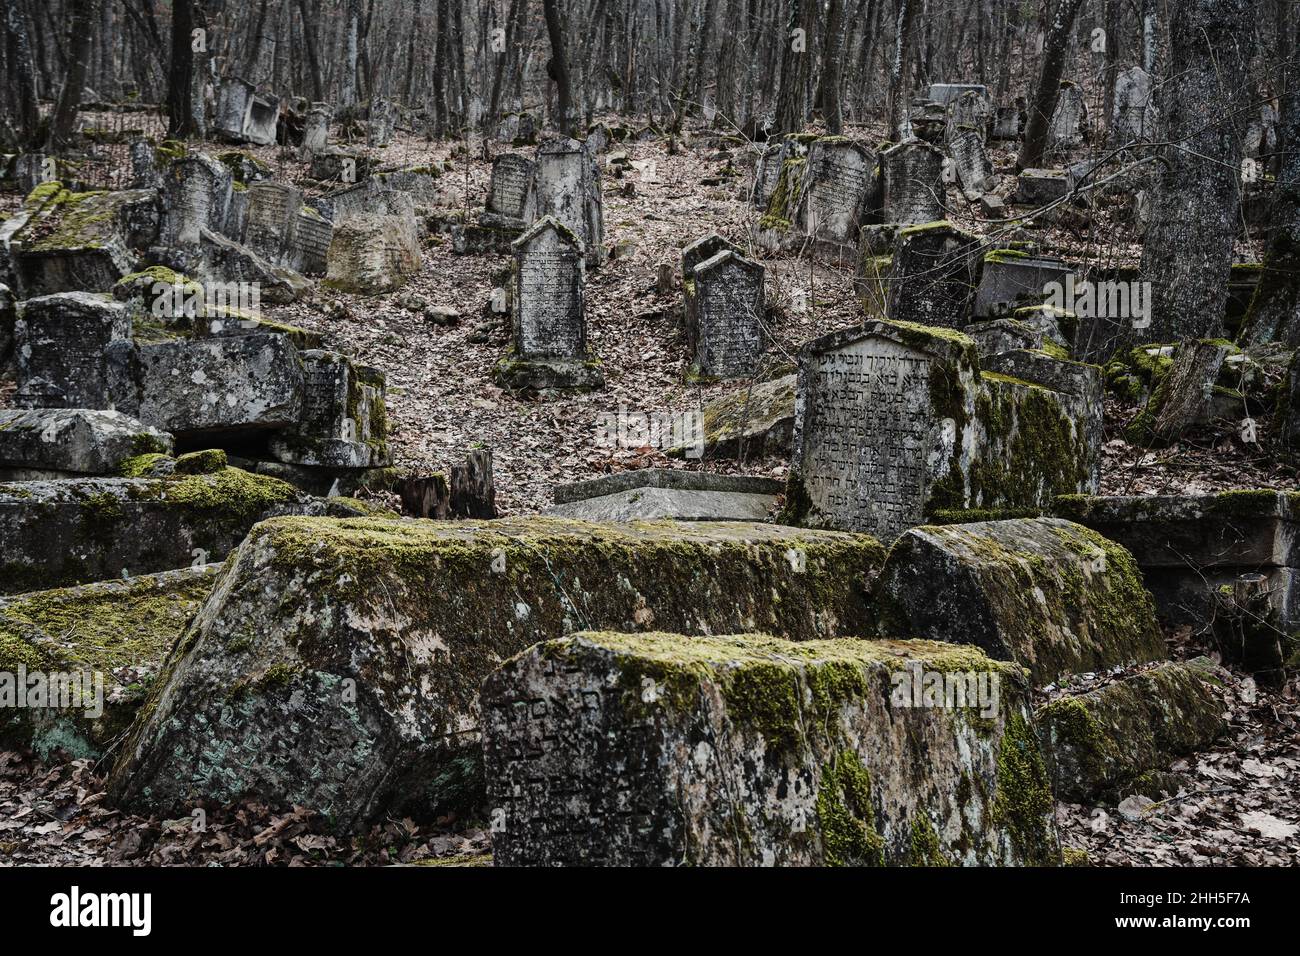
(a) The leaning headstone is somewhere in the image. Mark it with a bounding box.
[268,350,390,469]
[13,292,133,410]
[991,104,1024,140]
[1112,66,1157,142]
[160,154,233,248]
[243,182,303,263]
[0,283,14,376]
[885,220,980,327]
[973,252,1073,318]
[880,139,945,224]
[300,104,331,157]
[214,77,256,142]
[323,198,422,294]
[480,153,534,229]
[482,631,1056,866]
[684,249,765,381]
[286,206,333,276]
[523,138,604,267]
[1047,83,1086,150]
[368,99,396,147]
[945,89,991,144]
[948,130,995,196]
[195,227,312,304]
[873,518,1164,683]
[798,138,877,253]
[681,232,742,278]
[129,140,162,190]
[495,216,603,391]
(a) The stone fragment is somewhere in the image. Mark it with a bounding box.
[483,631,1057,866]
[267,350,391,469]
[670,373,796,460]
[0,409,172,480]
[324,207,422,294]
[874,518,1167,683]
[12,292,133,410]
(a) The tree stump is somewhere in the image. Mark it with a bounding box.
[399,473,450,519]
[450,448,497,518]
[1211,572,1288,686]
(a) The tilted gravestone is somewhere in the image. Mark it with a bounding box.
[991,104,1024,140]
[286,207,333,276]
[300,104,331,157]
[783,320,1098,542]
[268,350,390,469]
[799,138,877,250]
[944,89,991,144]
[482,631,1055,866]
[927,82,989,107]
[243,182,303,263]
[323,193,421,295]
[948,130,996,197]
[884,220,980,327]
[1112,66,1157,143]
[879,138,945,225]
[973,251,1073,318]
[481,154,534,228]
[523,138,604,267]
[684,249,765,381]
[160,154,233,248]
[1048,83,1086,150]
[214,77,257,143]
[13,292,133,410]
[368,99,396,147]
[495,216,603,391]
[681,231,741,278]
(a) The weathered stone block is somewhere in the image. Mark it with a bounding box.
[885,221,979,327]
[267,350,390,469]
[483,631,1057,866]
[0,566,220,759]
[1036,660,1226,801]
[549,471,782,522]
[974,252,1072,318]
[671,373,796,460]
[684,249,765,381]
[874,518,1167,683]
[880,139,945,225]
[0,468,309,594]
[324,210,421,294]
[1014,168,1069,206]
[106,517,887,827]
[13,292,133,410]
[0,409,172,479]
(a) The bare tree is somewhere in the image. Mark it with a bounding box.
[1017,0,1086,170]
[544,0,574,135]
[46,0,100,151]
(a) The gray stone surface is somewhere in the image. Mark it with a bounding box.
[553,468,784,503]
[880,139,945,225]
[1048,83,1086,150]
[1113,66,1158,142]
[160,154,233,248]
[482,153,533,228]
[324,207,421,294]
[547,486,777,521]
[267,350,390,469]
[884,220,979,327]
[1014,169,1069,206]
[523,138,603,267]
[483,631,1056,866]
[974,254,1072,318]
[799,138,877,247]
[684,249,765,380]
[874,518,1167,683]
[0,409,172,478]
[13,292,133,410]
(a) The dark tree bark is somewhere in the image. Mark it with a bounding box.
[296,0,324,101]
[47,0,99,151]
[341,0,360,107]
[1140,0,1256,342]
[822,0,845,134]
[166,0,208,139]
[1017,0,1086,170]
[487,0,526,125]
[543,0,574,135]
[886,0,918,139]
[1241,22,1300,345]
[774,0,813,135]
[3,0,41,147]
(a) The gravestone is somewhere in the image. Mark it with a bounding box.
[1112,67,1157,142]
[927,83,989,107]
[523,138,604,267]
[244,182,302,263]
[245,93,280,146]
[1048,83,1086,150]
[481,153,534,228]
[268,350,390,469]
[495,216,603,392]
[301,104,331,157]
[323,196,421,294]
[13,292,133,410]
[1014,168,1069,206]
[129,140,161,190]
[0,408,172,480]
[287,207,333,276]
[214,77,256,143]
[785,321,979,541]
[948,130,995,196]
[945,89,991,144]
[684,249,765,381]
[7,187,147,297]
[799,138,877,250]
[160,154,233,248]
[368,99,396,147]
[885,221,980,327]
[681,231,741,278]
[973,252,1072,318]
[992,102,1024,140]
[880,139,945,224]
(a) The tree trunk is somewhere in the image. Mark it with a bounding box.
[1139,0,1255,342]
[1016,0,1086,171]
[450,449,497,518]
[543,0,574,135]
[46,0,99,152]
[3,0,41,147]
[297,0,324,101]
[822,0,845,134]
[886,0,918,140]
[341,0,360,108]
[166,0,204,138]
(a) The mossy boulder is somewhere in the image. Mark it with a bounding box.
[0,566,219,758]
[106,516,886,828]
[874,518,1167,683]
[0,467,312,594]
[668,372,796,459]
[1036,659,1227,802]
[483,631,1058,866]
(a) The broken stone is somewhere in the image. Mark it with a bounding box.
[300,104,331,158]
[106,516,888,827]
[874,518,1167,683]
[0,467,310,594]
[0,409,172,480]
[12,292,133,410]
[482,630,1056,865]
[1014,168,1069,207]
[945,90,992,144]
[267,350,391,469]
[1036,659,1226,801]
[323,206,422,295]
[927,83,990,107]
[669,373,796,460]
[367,99,396,147]
[964,317,1045,357]
[0,566,220,759]
[194,227,312,303]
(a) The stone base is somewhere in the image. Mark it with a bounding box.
[493,352,605,393]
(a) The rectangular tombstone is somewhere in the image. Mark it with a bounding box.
[752,142,788,209]
[301,105,331,156]
[245,94,280,146]
[973,253,1073,318]
[512,216,586,359]
[160,154,233,248]
[880,139,945,224]
[1113,67,1157,142]
[786,322,979,541]
[13,292,133,410]
[482,631,1054,866]
[927,83,989,107]
[884,220,980,327]
[214,77,255,142]
[686,250,765,380]
[681,231,741,279]
[288,208,333,276]
[523,138,603,267]
[1048,84,1086,150]
[483,154,534,227]
[244,182,302,263]
[268,350,390,468]
[800,139,877,246]
[367,99,395,148]
[944,90,991,144]
[991,105,1023,140]
[948,130,995,196]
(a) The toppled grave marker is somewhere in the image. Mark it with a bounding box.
[548,470,783,521]
[0,409,171,480]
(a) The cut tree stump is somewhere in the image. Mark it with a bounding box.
[450,448,497,518]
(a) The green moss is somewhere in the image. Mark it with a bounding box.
[991,711,1057,865]
[816,749,885,866]
[1038,695,1119,785]
[118,453,171,478]
[909,813,951,866]
[174,449,227,475]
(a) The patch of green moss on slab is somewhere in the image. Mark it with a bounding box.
[816,749,885,866]
[992,711,1057,865]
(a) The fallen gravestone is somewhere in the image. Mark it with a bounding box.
[0,409,171,480]
[106,516,888,828]
[268,350,391,469]
[670,373,797,460]
[495,216,603,392]
[873,517,1167,683]
[12,292,134,410]
[548,470,783,521]
[483,631,1056,866]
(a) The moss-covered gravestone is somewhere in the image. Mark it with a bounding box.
[874,518,1167,683]
[268,350,390,469]
[800,138,878,249]
[160,154,233,248]
[482,631,1058,866]
[106,516,886,828]
[495,216,604,392]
